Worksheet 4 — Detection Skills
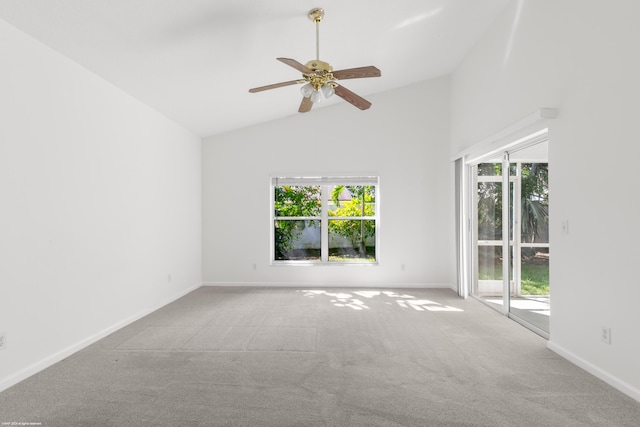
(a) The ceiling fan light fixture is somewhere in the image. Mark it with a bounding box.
[310,89,323,103]
[300,82,314,98]
[321,83,335,99]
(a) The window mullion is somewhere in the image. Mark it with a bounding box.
[329,216,375,220]
[275,216,320,221]
[321,185,329,262]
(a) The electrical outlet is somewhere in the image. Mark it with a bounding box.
[0,333,6,350]
[601,327,611,344]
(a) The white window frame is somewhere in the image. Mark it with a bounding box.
[270,176,380,265]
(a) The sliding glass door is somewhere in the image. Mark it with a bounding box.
[509,161,549,333]
[473,158,510,314]
[470,142,550,336]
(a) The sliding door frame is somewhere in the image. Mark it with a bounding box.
[457,126,550,337]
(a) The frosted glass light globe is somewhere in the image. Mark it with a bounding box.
[310,89,323,103]
[321,84,335,99]
[300,83,314,98]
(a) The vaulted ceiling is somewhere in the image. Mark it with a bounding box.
[0,0,511,137]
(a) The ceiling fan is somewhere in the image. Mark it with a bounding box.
[248,7,381,113]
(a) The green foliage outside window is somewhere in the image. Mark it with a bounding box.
[477,163,549,243]
[273,186,320,259]
[273,183,377,262]
[329,186,375,257]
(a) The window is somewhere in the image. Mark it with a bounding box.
[271,176,379,264]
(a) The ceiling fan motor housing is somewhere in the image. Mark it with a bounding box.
[304,59,332,72]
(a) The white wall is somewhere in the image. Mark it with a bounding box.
[203,77,453,288]
[451,0,640,400]
[0,19,202,391]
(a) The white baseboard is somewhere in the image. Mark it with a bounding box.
[547,340,640,403]
[0,282,202,393]
[202,281,454,289]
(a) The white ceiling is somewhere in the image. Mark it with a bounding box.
[0,0,511,138]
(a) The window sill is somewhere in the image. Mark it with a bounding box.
[271,261,379,267]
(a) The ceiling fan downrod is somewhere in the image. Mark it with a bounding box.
[300,7,334,103]
[308,8,324,62]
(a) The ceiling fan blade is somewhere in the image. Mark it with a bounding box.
[277,57,313,74]
[334,85,372,110]
[249,80,301,93]
[332,66,381,80]
[299,97,313,113]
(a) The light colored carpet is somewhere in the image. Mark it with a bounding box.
[1,287,639,426]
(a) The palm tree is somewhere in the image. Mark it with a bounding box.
[520,163,548,243]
